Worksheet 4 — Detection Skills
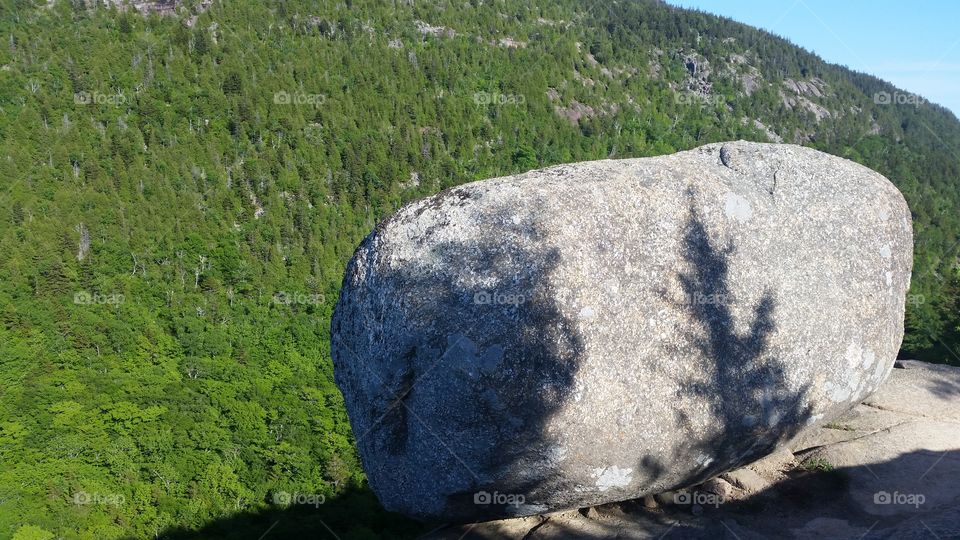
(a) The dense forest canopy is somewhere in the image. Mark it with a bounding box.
[1,0,959,537]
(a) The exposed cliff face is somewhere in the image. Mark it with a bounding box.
[70,0,212,17]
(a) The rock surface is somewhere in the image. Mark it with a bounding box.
[330,141,913,521]
[427,360,960,539]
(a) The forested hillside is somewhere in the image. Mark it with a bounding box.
[1,0,959,538]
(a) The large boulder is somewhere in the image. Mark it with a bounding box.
[330,141,913,522]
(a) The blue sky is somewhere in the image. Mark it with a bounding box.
[666,0,960,116]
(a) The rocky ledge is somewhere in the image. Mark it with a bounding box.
[427,359,960,539]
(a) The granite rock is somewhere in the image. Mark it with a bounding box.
[330,140,913,521]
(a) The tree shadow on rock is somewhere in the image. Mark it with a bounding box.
[331,189,585,522]
[911,361,960,400]
[926,377,960,400]
[642,191,813,489]
[679,448,960,540]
